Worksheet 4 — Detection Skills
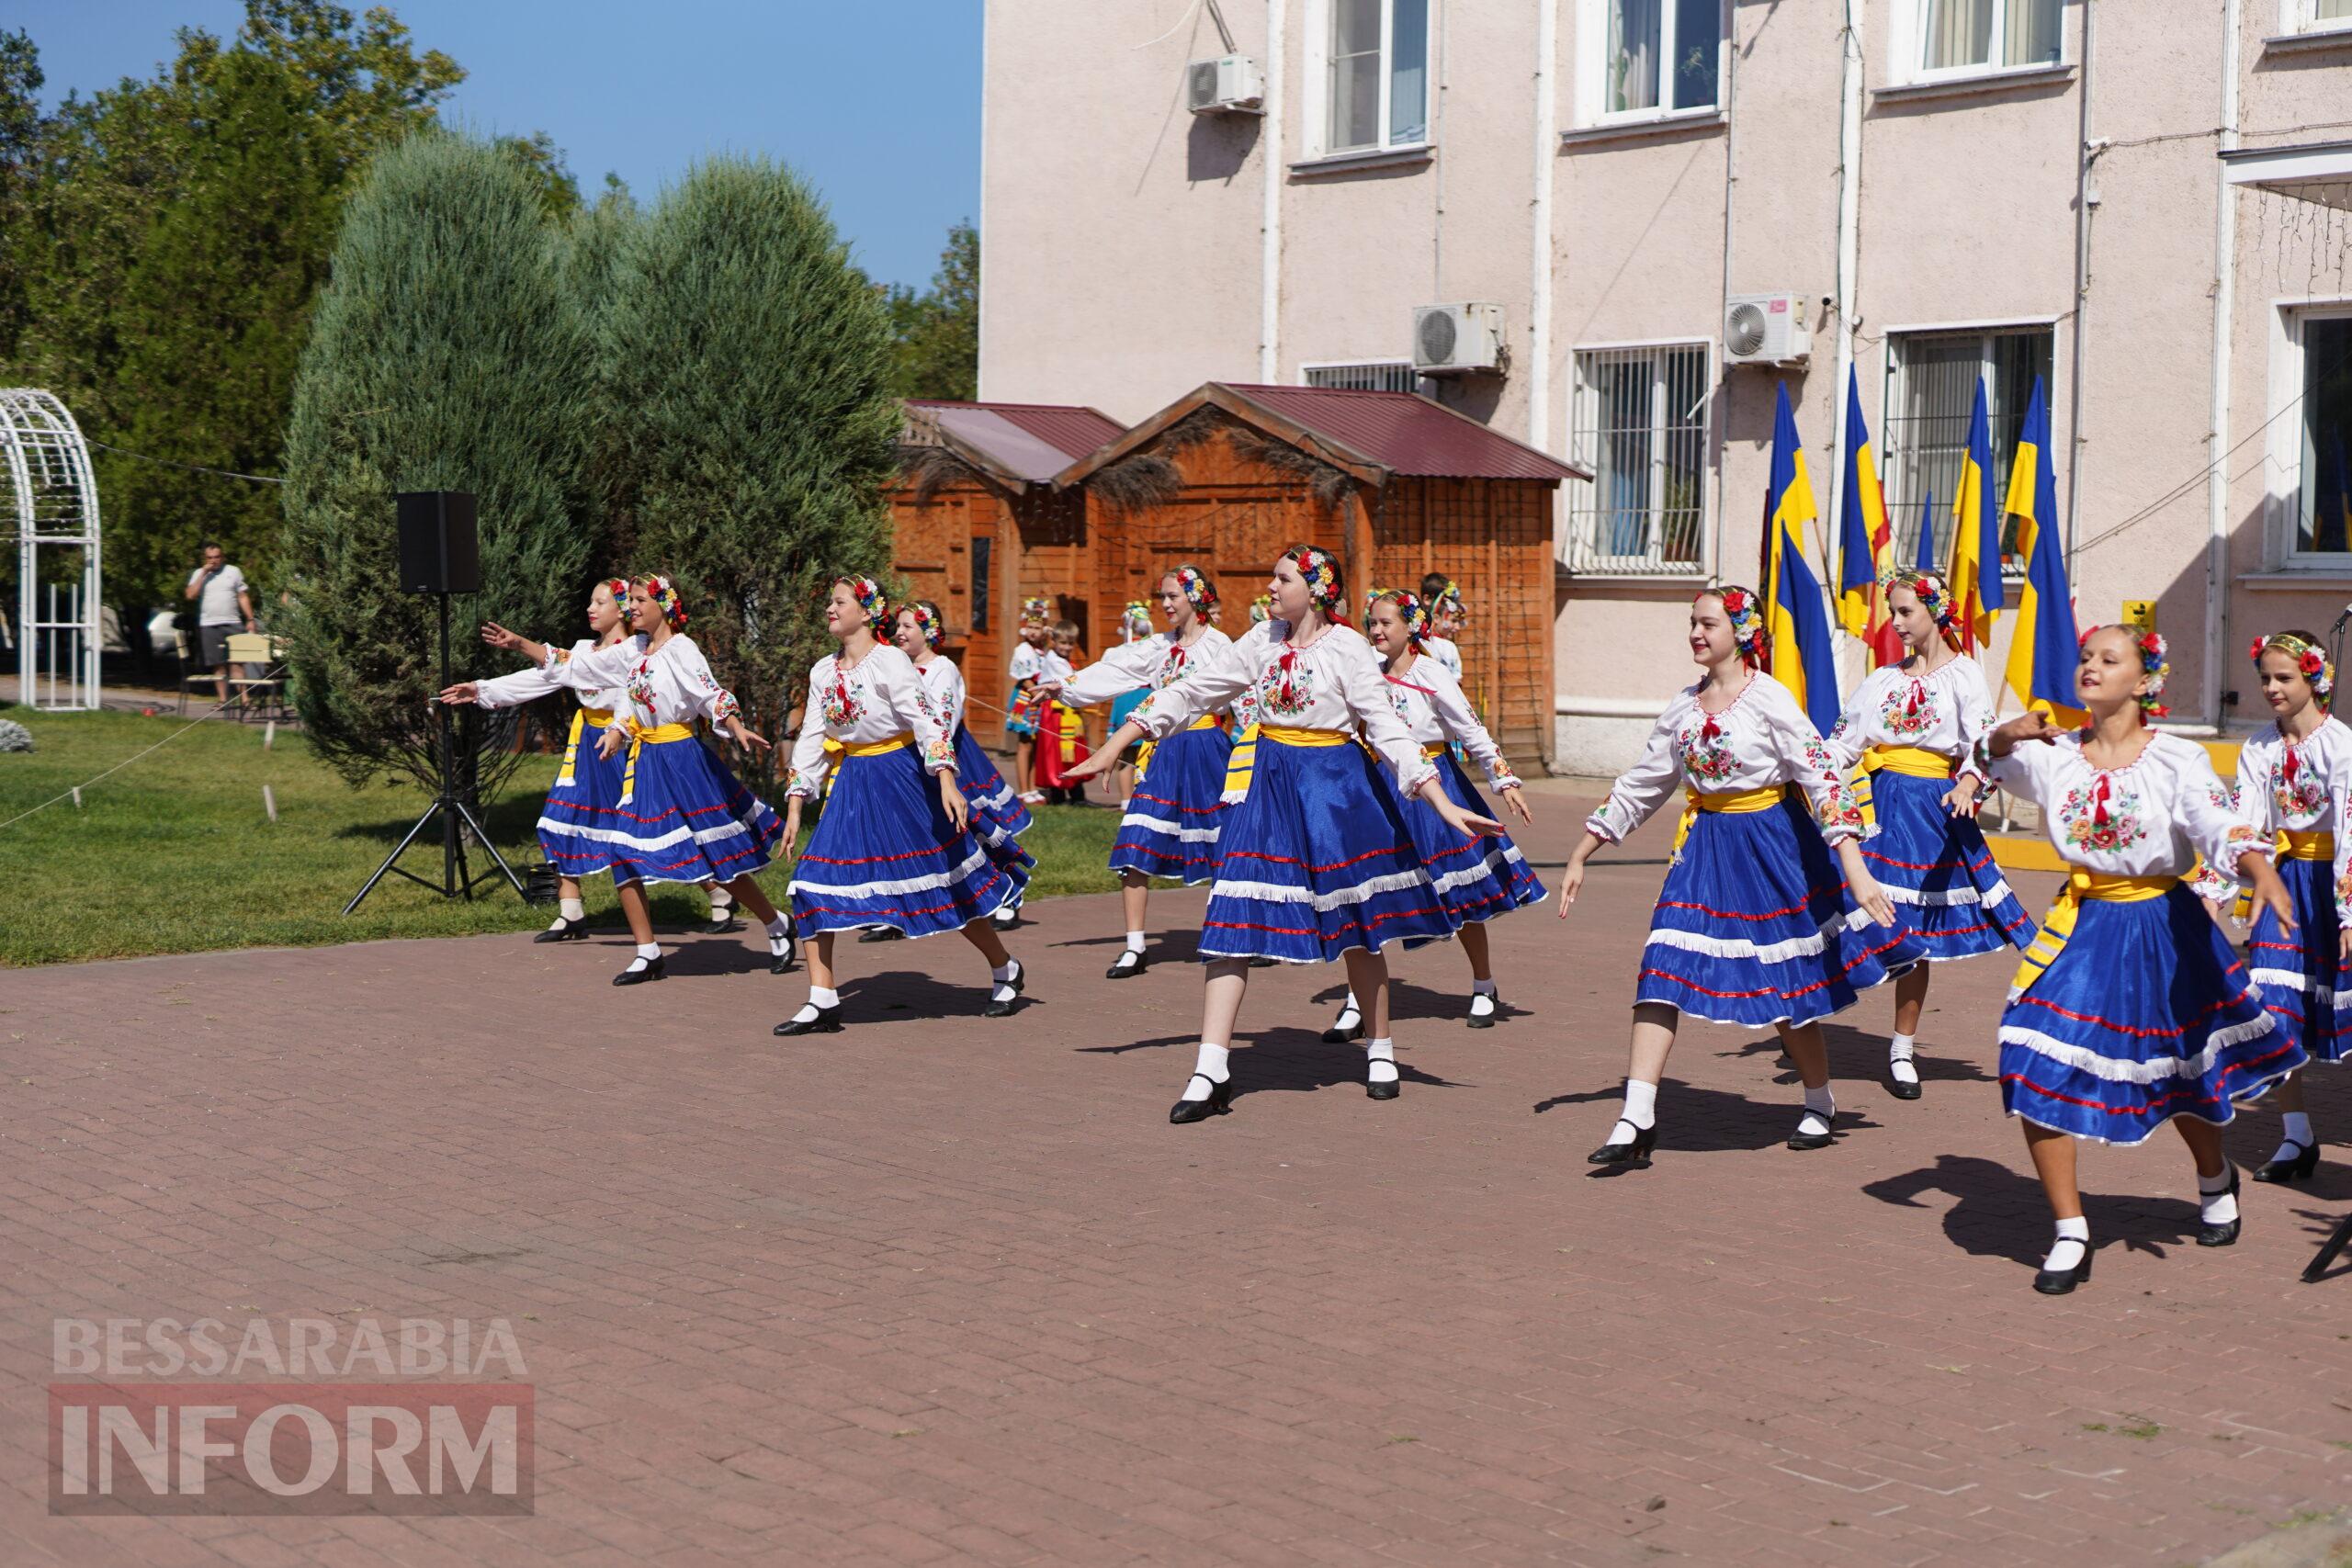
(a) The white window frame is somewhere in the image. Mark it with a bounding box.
[2266,298,2352,569]
[1883,0,2065,88]
[1299,0,1433,160]
[1563,339,1714,578]
[1302,359,1430,395]
[1879,319,2058,582]
[2281,0,2352,36]
[1572,0,1727,130]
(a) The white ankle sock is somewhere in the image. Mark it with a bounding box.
[1889,1032,1919,1085]
[1179,1043,1231,1100]
[1334,991,1362,1025]
[1468,990,1497,1018]
[766,918,793,954]
[558,897,585,922]
[1619,1078,1659,1132]
[2199,1166,2239,1226]
[1471,977,1498,996]
[1797,1084,1835,1135]
[990,961,1020,1001]
[1125,931,1147,953]
[789,986,840,1023]
[2044,1216,2089,1272]
[622,943,660,974]
[2285,1111,2315,1146]
[1366,1037,1397,1085]
[708,886,734,916]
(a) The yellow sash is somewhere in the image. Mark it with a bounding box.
[2011,872,2179,996]
[1136,714,1218,785]
[844,731,914,757]
[556,706,615,787]
[1668,783,1787,859]
[2227,829,2335,920]
[617,720,695,805]
[1852,744,1958,831]
[1222,723,1348,802]
[1421,741,1449,760]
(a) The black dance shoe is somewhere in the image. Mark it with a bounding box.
[1886,1064,1923,1100]
[774,1004,842,1036]
[1465,992,1498,1030]
[1786,1109,1836,1151]
[2253,1140,2320,1184]
[2032,1247,2093,1295]
[1586,1121,1658,1166]
[612,956,665,987]
[1248,956,1277,968]
[535,918,590,943]
[1366,1066,1400,1101]
[706,913,745,934]
[1169,1074,1235,1124]
[982,962,1026,1018]
[2196,1168,2243,1247]
[1321,1010,1364,1045]
[1105,950,1148,980]
[769,949,797,975]
[857,926,905,943]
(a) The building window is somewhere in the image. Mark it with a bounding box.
[1882,326,2056,575]
[1916,0,2061,75]
[2290,312,2352,557]
[1606,0,1721,115]
[1324,0,1429,153]
[1305,361,1428,394]
[1564,344,1710,575]
[2286,0,2352,33]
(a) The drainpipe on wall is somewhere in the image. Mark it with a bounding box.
[1529,0,1558,458]
[2202,0,2242,729]
[1431,1,1450,297]
[1259,0,1286,381]
[2065,5,2098,570]
[1825,0,1865,663]
[976,13,990,401]
[1710,0,1742,583]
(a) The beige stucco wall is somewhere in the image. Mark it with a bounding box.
[982,0,2352,776]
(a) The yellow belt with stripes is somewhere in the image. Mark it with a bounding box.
[1136,714,1219,784]
[2011,872,2179,997]
[1668,783,1786,858]
[556,706,616,787]
[1221,723,1349,802]
[617,721,695,805]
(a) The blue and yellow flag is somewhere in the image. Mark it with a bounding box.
[1837,367,1902,666]
[1914,486,1939,574]
[2001,376,2086,725]
[1764,383,1842,736]
[1947,378,2005,650]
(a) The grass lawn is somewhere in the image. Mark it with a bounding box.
[0,708,1137,966]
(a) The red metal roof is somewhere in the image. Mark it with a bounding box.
[1217,384,1585,482]
[905,400,1123,486]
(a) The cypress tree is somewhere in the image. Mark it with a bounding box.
[602,156,898,783]
[278,130,594,796]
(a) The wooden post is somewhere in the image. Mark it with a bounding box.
[1348,485,1377,615]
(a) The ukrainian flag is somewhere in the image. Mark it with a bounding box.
[1947,378,2005,650]
[1914,486,1939,574]
[1765,382,1842,736]
[1836,367,1902,667]
[2001,376,2086,726]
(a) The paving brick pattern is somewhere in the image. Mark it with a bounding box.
[5,783,2348,1565]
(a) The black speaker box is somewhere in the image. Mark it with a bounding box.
[395,491,481,594]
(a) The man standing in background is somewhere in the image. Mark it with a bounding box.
[184,541,254,707]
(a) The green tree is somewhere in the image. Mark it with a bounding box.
[603,156,899,782]
[278,130,595,797]
[0,29,45,366]
[882,220,978,401]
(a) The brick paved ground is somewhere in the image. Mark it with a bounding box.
[5,781,2350,1566]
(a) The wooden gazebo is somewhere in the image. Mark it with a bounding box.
[1052,383,1587,769]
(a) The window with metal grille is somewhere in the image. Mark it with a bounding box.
[1881,326,2054,578]
[1304,361,1427,394]
[1564,344,1710,575]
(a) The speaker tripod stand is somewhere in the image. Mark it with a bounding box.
[343,589,527,915]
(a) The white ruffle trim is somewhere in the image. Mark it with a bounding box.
[1996,1011,2277,1085]
[1641,910,1855,965]
[1881,876,2016,908]
[789,842,992,899]
[1430,844,1531,897]
[1118,809,1221,842]
[2251,966,2340,1004]
[1212,866,1433,911]
[537,810,767,855]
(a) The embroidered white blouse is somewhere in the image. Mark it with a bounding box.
[543,632,742,732]
[783,644,957,798]
[1822,656,1996,779]
[1008,642,1044,688]
[477,637,627,714]
[1982,730,2267,882]
[1225,620,1276,731]
[1384,650,1521,790]
[2228,716,2352,920]
[1048,626,1237,712]
[1131,623,1438,795]
[913,654,971,734]
[1586,674,1868,847]
[1423,636,1464,680]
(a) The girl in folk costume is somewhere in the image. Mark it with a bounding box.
[1417,573,1466,682]
[1322,589,1542,1038]
[1560,587,1918,1165]
[1819,570,2037,1100]
[468,576,797,986]
[1978,626,2302,1294]
[775,577,1030,1035]
[1106,600,1156,809]
[1063,547,1501,1122]
[1007,599,1051,802]
[1032,620,1091,801]
[2223,631,2352,1185]
[1038,567,1236,978]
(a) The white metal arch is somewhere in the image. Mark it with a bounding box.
[1,389,102,710]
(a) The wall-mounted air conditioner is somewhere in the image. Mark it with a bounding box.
[1723,292,1811,367]
[1412,303,1508,376]
[1187,55,1263,114]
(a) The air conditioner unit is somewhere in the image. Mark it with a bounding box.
[1187,55,1263,114]
[1723,292,1811,367]
[1412,302,1508,375]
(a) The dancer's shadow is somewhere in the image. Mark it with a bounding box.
[1532,1077,1880,1160]
[1861,1153,2206,1268]
[1723,1023,1996,1087]
[1076,1026,1465,1100]
[836,968,1033,1021]
[1307,977,1533,1028]
[1049,929,1204,964]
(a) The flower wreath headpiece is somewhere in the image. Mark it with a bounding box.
[904,599,944,649]
[834,575,889,632]
[1122,599,1154,640]
[1282,546,1348,623]
[1248,592,1272,625]
[1434,577,1467,620]
[1881,567,1962,649]
[1169,564,1219,620]
[639,573,689,632]
[1020,596,1052,630]
[1366,587,1430,646]
[2082,625,2171,720]
[2249,632,2334,699]
[1709,585,1769,670]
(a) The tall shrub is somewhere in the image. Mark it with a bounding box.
[278,130,594,795]
[603,156,899,782]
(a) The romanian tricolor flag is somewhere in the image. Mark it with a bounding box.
[1836,367,1903,667]
[1764,382,1842,736]
[2001,376,2086,725]
[1947,378,2005,650]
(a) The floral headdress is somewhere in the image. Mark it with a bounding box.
[902,599,944,649]
[1122,600,1154,641]
[1881,567,1962,649]
[1707,585,1769,670]
[1019,596,1051,630]
[1281,545,1348,624]
[833,574,889,632]
[1365,587,1430,646]
[1248,593,1272,625]
[2250,631,2334,700]
[1169,563,1219,619]
[2082,625,2170,721]
[639,573,689,632]
[1433,578,1467,622]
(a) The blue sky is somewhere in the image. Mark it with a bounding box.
[17,1,982,289]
